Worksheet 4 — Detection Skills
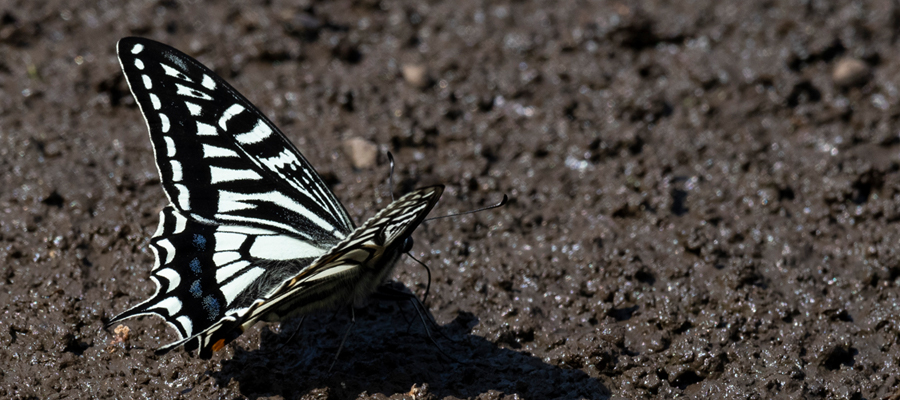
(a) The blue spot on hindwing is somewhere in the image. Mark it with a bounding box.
[193,234,207,251]
[190,280,202,298]
[190,257,201,274]
[202,295,220,320]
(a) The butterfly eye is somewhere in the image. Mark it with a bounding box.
[402,236,415,253]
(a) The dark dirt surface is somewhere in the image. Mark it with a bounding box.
[3,0,900,399]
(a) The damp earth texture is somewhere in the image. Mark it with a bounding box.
[2,0,900,399]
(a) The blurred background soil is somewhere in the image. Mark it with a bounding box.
[2,0,900,398]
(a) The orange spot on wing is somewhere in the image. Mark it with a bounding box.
[212,339,226,352]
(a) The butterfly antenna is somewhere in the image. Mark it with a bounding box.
[387,151,396,202]
[375,284,460,361]
[329,307,355,373]
[403,254,459,347]
[424,194,508,222]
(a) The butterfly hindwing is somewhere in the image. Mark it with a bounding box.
[108,206,329,354]
[189,185,444,359]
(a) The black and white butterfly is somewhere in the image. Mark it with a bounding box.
[108,37,445,359]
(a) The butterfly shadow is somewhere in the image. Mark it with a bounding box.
[211,293,611,399]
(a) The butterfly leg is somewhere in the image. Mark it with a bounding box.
[371,284,420,331]
[328,307,356,373]
[374,285,459,363]
[404,252,434,304]
[276,315,307,350]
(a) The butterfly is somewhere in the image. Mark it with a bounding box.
[108,37,445,359]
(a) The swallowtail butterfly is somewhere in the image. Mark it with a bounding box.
[108,37,445,359]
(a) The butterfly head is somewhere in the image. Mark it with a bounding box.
[401,236,414,253]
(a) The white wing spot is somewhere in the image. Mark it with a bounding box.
[188,213,215,225]
[153,210,166,238]
[216,260,251,284]
[235,120,273,145]
[174,183,190,210]
[161,63,192,82]
[185,101,202,116]
[141,75,152,89]
[213,251,241,267]
[202,74,216,90]
[221,267,265,305]
[218,104,246,130]
[176,315,193,336]
[164,136,176,157]
[175,83,213,100]
[156,239,176,264]
[209,166,263,184]
[214,232,246,251]
[170,160,183,182]
[155,296,183,316]
[202,144,239,158]
[160,113,170,133]
[156,267,181,291]
[172,210,187,234]
[150,245,161,270]
[196,121,217,136]
[134,59,144,70]
[217,190,260,213]
[150,93,161,110]
[250,235,325,261]
[131,43,144,54]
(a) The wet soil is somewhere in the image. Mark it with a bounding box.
[2,0,900,399]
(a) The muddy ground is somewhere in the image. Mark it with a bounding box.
[2,0,900,398]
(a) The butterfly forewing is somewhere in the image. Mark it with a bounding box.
[116,37,353,242]
[110,37,445,359]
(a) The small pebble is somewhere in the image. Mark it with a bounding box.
[832,58,870,87]
[401,64,430,88]
[342,137,378,169]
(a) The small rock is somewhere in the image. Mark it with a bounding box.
[401,64,430,88]
[342,137,378,169]
[832,58,870,88]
